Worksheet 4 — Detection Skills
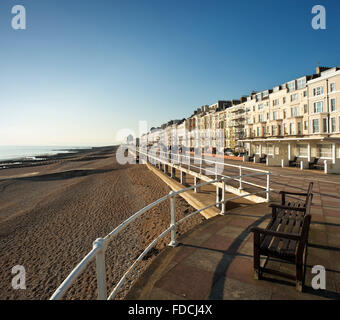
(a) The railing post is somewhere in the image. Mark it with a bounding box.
[266,172,270,202]
[216,184,219,207]
[194,176,200,193]
[93,238,107,300]
[169,191,178,247]
[220,177,226,215]
[239,166,243,190]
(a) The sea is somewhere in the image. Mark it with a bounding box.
[0,146,85,162]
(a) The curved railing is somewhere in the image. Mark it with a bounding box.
[50,150,271,300]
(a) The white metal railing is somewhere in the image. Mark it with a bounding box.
[50,150,271,300]
[139,148,271,201]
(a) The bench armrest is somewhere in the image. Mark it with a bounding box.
[269,203,306,212]
[279,191,308,196]
[251,227,301,241]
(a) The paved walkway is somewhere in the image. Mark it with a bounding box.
[127,201,340,300]
[126,160,340,300]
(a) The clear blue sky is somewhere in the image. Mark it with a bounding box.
[0,0,339,146]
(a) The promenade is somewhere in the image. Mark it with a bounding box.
[127,156,340,300]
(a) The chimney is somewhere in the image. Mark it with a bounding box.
[316,66,329,74]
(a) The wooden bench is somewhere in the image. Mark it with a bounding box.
[289,156,306,168]
[259,154,267,163]
[308,158,318,169]
[248,154,255,162]
[280,182,313,206]
[251,183,313,291]
[309,158,325,171]
[288,156,298,167]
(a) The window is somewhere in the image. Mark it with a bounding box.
[297,122,302,135]
[330,83,336,92]
[316,144,332,158]
[313,101,324,113]
[263,90,269,98]
[272,125,275,135]
[256,93,262,102]
[273,99,279,106]
[267,144,274,155]
[291,93,298,102]
[297,144,308,157]
[278,125,282,135]
[312,119,320,133]
[297,78,306,89]
[257,127,260,136]
[304,104,308,113]
[331,98,336,112]
[323,118,328,133]
[267,112,269,120]
[303,90,307,97]
[304,121,308,130]
[331,117,336,132]
[273,111,279,120]
[313,86,323,96]
[259,114,264,122]
[258,103,263,110]
[283,97,286,104]
[288,81,296,92]
[283,110,286,119]
[291,107,299,117]
[289,123,295,135]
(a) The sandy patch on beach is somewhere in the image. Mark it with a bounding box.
[0,149,204,299]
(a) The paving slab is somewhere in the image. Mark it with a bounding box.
[127,161,340,300]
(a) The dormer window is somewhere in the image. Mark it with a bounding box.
[287,81,296,92]
[297,77,306,89]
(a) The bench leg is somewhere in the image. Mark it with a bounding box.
[253,232,261,280]
[296,263,303,292]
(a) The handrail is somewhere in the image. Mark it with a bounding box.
[50,242,102,300]
[50,150,271,301]
[139,149,270,192]
[139,147,270,173]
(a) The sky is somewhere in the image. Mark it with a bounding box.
[0,0,340,146]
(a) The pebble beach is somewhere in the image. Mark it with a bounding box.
[0,146,204,299]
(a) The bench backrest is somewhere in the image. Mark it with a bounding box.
[317,159,325,165]
[302,182,313,212]
[297,214,312,257]
[306,182,313,197]
[311,158,319,164]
